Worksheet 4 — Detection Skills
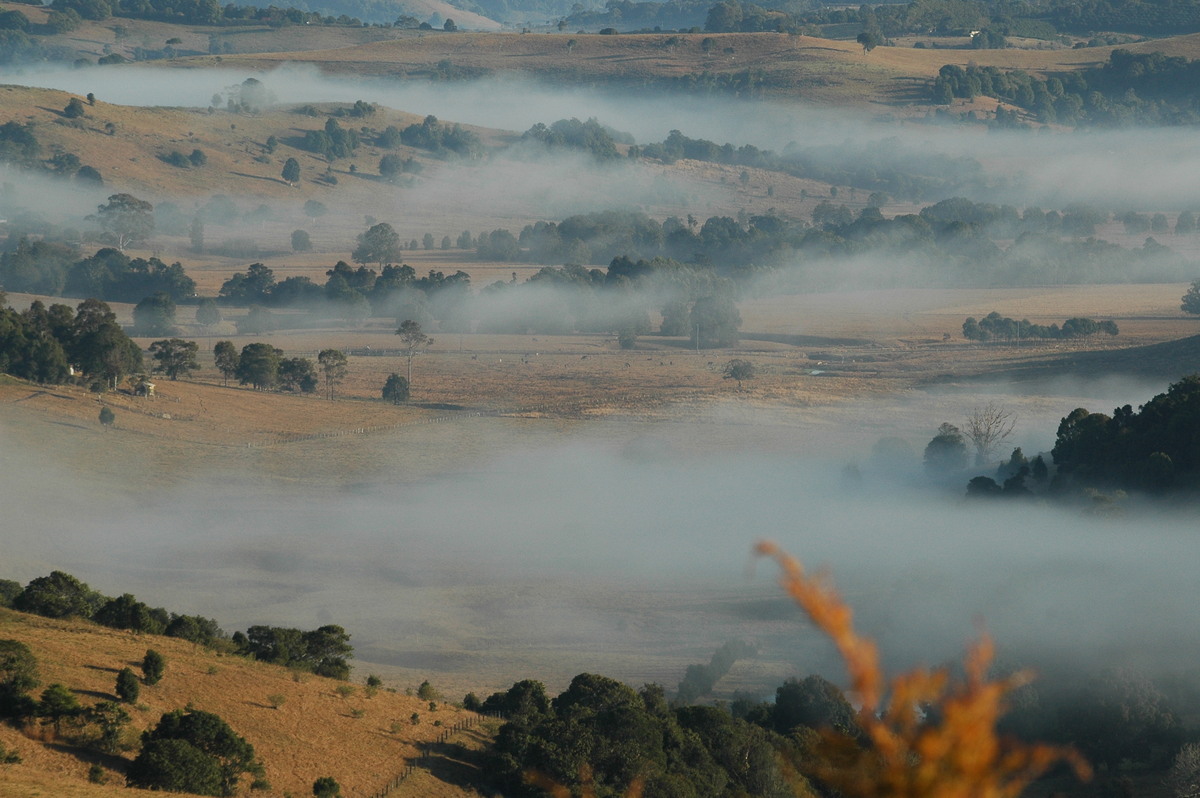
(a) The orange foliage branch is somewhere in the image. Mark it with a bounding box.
[755,540,1091,798]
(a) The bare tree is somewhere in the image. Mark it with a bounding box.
[963,402,1016,466]
[395,320,432,386]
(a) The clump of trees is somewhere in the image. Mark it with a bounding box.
[302,118,359,161]
[1182,279,1200,315]
[933,50,1200,126]
[0,298,142,390]
[1,241,195,303]
[1049,374,1200,492]
[127,708,262,796]
[232,625,352,679]
[399,115,482,159]
[484,673,801,797]
[521,118,630,160]
[963,312,1118,341]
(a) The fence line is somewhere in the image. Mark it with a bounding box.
[366,713,503,798]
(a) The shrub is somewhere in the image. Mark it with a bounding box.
[1,742,21,764]
[417,680,438,700]
[313,776,341,797]
[142,650,165,685]
[266,694,285,709]
[116,668,140,703]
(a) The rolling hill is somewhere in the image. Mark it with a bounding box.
[0,605,493,797]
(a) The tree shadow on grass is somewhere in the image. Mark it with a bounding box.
[73,689,118,702]
[84,664,120,674]
[419,728,494,792]
[44,741,129,775]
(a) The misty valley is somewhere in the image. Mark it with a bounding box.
[4,3,1200,796]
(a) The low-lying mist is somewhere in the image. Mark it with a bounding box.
[10,63,1200,208]
[5,380,1198,693]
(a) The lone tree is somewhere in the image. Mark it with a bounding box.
[963,402,1016,466]
[291,229,312,252]
[213,340,238,386]
[196,298,222,329]
[395,319,432,386]
[236,342,282,390]
[64,97,86,118]
[353,222,402,267]
[317,349,348,400]
[142,650,165,685]
[1183,279,1200,315]
[281,157,300,186]
[99,406,115,428]
[115,668,140,703]
[149,338,199,380]
[381,373,409,404]
[38,683,81,735]
[133,292,177,337]
[856,30,882,51]
[924,422,968,475]
[91,193,154,250]
[722,358,755,390]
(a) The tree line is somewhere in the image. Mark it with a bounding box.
[917,375,1200,499]
[0,570,353,676]
[962,311,1119,341]
[476,656,1187,797]
[933,50,1200,126]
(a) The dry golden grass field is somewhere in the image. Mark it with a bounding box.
[0,607,496,798]
[163,30,1200,105]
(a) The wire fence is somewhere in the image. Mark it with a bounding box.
[364,712,503,798]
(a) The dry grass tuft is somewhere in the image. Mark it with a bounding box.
[755,541,1092,798]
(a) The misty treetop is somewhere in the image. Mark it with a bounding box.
[636,129,986,202]
[521,117,633,160]
[399,115,483,159]
[0,241,196,303]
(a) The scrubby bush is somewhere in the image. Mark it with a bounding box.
[116,668,140,703]
[142,649,165,685]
